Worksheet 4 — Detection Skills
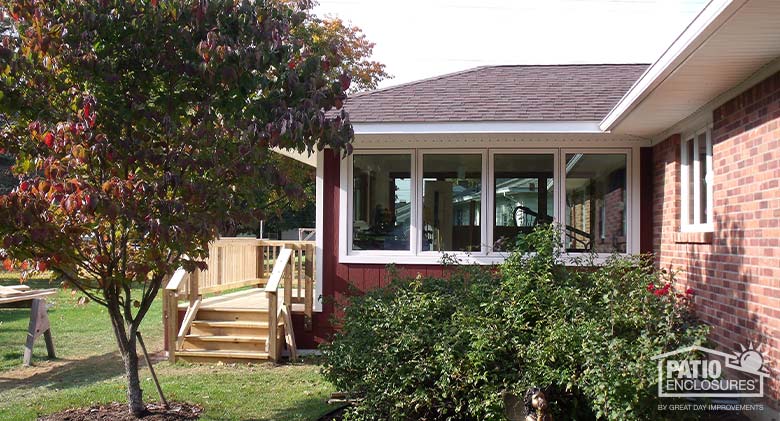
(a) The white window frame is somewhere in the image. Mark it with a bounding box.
[560,148,634,259]
[680,126,714,233]
[339,147,637,265]
[417,149,489,257]
[343,149,417,258]
[487,149,559,254]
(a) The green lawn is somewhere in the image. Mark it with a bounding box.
[0,274,335,420]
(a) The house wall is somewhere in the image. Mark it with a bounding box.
[652,70,780,405]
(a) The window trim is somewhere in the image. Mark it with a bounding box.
[680,126,714,233]
[344,149,417,257]
[560,148,633,258]
[417,149,488,256]
[339,147,637,265]
[487,149,559,253]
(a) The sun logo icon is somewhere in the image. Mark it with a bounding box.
[731,343,768,375]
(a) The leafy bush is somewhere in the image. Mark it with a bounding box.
[321,226,709,420]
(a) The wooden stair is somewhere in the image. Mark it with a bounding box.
[175,307,275,363]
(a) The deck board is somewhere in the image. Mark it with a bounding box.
[180,287,305,312]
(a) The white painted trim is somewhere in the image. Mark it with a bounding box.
[343,150,417,257]
[600,0,747,132]
[487,149,559,253]
[354,135,649,149]
[314,151,324,312]
[353,121,604,135]
[680,126,715,233]
[417,149,488,256]
[560,148,636,255]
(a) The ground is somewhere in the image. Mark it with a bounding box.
[0,275,335,420]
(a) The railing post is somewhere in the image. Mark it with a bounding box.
[257,243,265,281]
[164,289,178,363]
[284,256,293,308]
[304,243,314,331]
[267,291,278,362]
[188,271,199,307]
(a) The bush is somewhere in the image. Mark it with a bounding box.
[321,226,709,420]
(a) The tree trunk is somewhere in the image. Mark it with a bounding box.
[107,299,146,417]
[121,338,146,417]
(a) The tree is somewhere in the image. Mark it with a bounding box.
[306,16,389,93]
[0,0,354,416]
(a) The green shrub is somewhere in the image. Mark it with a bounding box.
[321,226,709,420]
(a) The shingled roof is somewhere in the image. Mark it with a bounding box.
[344,64,649,123]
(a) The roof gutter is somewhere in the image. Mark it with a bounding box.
[598,0,748,132]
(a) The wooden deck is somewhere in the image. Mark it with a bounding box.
[178,288,306,313]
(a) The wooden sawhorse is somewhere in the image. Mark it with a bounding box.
[0,285,57,366]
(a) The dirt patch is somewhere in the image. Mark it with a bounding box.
[38,402,202,421]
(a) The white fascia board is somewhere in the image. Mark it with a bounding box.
[352,120,604,135]
[599,0,747,132]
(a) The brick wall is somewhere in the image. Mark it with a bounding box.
[652,70,780,405]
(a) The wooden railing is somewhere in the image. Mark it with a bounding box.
[163,238,316,362]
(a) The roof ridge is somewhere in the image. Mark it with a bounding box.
[348,63,651,99]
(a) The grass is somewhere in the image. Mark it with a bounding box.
[0,274,335,420]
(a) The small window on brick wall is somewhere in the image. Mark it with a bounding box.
[681,127,714,232]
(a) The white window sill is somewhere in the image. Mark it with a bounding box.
[338,252,627,266]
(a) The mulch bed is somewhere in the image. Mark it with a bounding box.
[38,402,202,421]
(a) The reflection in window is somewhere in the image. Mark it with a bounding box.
[352,154,411,251]
[493,154,554,251]
[422,154,481,252]
[565,154,626,253]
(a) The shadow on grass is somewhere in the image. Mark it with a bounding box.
[239,395,338,421]
[0,350,127,394]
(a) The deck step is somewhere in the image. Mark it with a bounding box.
[195,308,268,322]
[175,349,270,363]
[185,335,266,343]
[189,319,270,337]
[191,320,268,328]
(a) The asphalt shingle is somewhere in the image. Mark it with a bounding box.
[344,64,648,123]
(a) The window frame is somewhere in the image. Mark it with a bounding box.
[344,149,417,257]
[560,148,633,258]
[417,149,489,256]
[680,126,714,233]
[339,147,636,264]
[487,149,559,254]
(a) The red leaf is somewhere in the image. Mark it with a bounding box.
[2,259,12,271]
[36,261,48,272]
[43,132,54,148]
[83,103,91,120]
[151,0,158,6]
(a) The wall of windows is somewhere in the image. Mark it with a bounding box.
[343,148,634,262]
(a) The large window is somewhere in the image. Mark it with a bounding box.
[681,128,713,231]
[422,154,482,252]
[343,148,633,261]
[493,153,554,251]
[351,154,412,251]
[564,153,627,253]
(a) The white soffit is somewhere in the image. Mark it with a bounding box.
[271,147,317,167]
[601,0,780,137]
